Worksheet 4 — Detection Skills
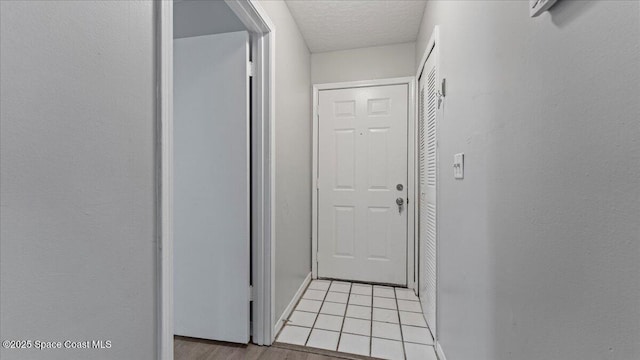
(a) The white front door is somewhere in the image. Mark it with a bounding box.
[317,84,408,285]
[173,31,250,343]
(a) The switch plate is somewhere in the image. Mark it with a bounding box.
[453,153,464,179]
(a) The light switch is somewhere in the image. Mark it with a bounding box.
[453,153,464,179]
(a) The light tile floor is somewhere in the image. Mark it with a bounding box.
[277,280,438,360]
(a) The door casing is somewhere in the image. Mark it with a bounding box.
[157,1,276,359]
[312,77,417,291]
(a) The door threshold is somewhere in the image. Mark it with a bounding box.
[174,335,249,347]
[316,277,409,289]
[273,341,383,360]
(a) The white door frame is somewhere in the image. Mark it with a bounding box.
[415,25,442,352]
[156,1,276,359]
[312,77,417,290]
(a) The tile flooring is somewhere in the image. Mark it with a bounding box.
[276,280,438,360]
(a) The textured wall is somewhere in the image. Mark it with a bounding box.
[415,1,640,359]
[259,0,313,325]
[0,1,157,359]
[311,42,416,84]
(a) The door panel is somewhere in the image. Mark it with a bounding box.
[318,84,408,285]
[173,31,250,343]
[335,130,356,189]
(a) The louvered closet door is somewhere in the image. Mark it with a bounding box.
[419,50,437,334]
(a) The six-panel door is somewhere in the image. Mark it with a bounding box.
[317,84,408,285]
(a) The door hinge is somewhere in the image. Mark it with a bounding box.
[249,285,254,301]
[248,61,255,77]
[316,178,320,189]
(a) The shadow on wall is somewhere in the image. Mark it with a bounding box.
[550,0,597,28]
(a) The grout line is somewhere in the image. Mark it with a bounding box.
[344,315,374,320]
[294,309,322,315]
[403,338,435,346]
[335,282,352,352]
[395,309,422,314]
[395,288,407,360]
[325,299,349,304]
[304,280,333,346]
[368,286,374,357]
[403,323,428,330]
[371,334,405,341]
[299,328,342,334]
[372,306,400,311]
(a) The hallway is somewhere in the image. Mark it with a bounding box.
[1,1,638,360]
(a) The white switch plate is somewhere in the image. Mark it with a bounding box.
[453,153,464,179]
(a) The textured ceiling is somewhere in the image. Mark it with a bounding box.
[285,0,427,53]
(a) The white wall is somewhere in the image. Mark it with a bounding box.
[415,1,640,359]
[311,42,415,84]
[0,1,157,359]
[259,0,313,322]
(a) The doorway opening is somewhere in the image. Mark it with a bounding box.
[273,77,432,357]
[157,1,275,359]
[311,78,416,288]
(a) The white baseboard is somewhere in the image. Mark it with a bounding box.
[273,272,312,338]
[436,340,447,360]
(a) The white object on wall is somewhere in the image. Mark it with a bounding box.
[530,0,558,17]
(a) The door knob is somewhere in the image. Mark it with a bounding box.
[396,183,403,191]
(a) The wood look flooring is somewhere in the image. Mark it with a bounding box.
[174,336,373,360]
